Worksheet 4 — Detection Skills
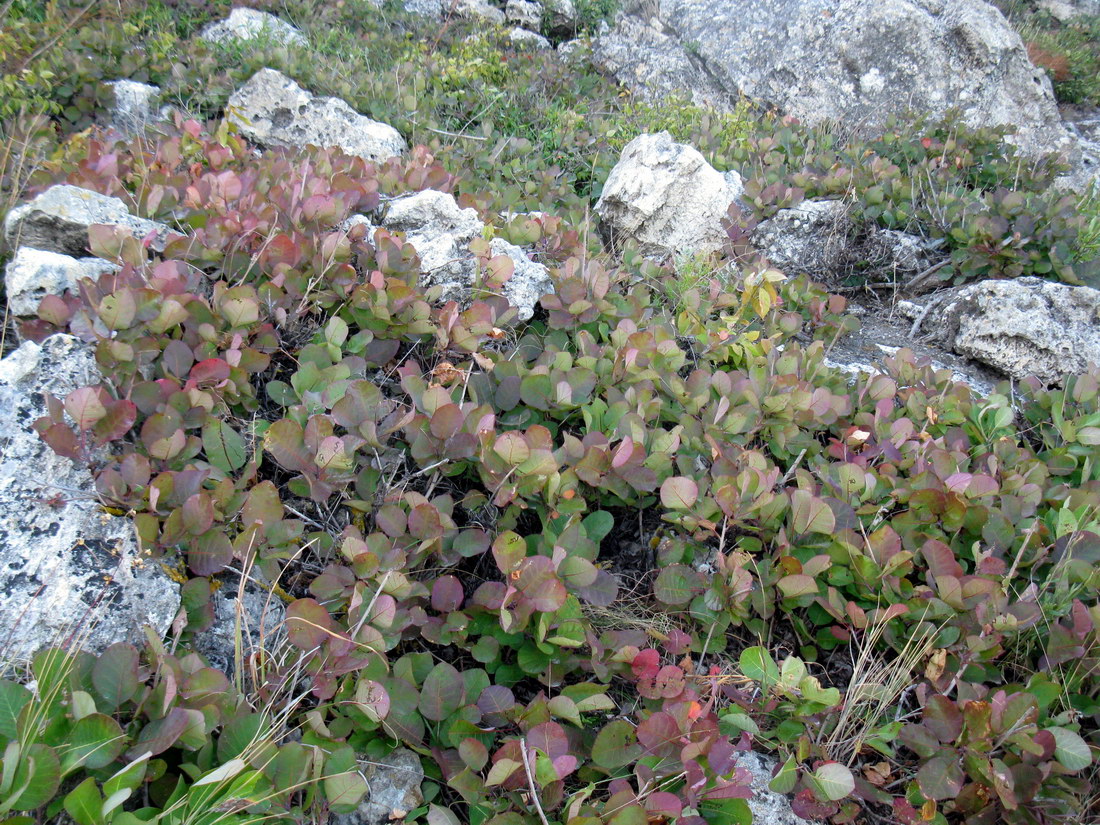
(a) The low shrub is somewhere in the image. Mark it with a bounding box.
[9,116,1097,823]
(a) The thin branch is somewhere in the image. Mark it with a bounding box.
[519,737,551,825]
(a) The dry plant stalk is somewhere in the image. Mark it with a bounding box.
[822,610,938,765]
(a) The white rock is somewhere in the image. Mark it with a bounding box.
[107,80,163,137]
[544,0,577,33]
[200,8,306,46]
[751,198,935,280]
[4,247,118,318]
[557,38,588,62]
[925,277,1100,384]
[596,131,744,259]
[404,0,444,15]
[489,237,553,320]
[330,749,424,825]
[506,0,543,28]
[193,575,286,678]
[380,191,550,320]
[382,189,485,283]
[455,0,507,23]
[509,26,551,48]
[3,184,173,257]
[594,0,1072,159]
[0,335,180,663]
[228,69,406,163]
[737,751,813,825]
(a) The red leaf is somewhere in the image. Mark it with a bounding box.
[188,358,230,387]
[431,576,464,612]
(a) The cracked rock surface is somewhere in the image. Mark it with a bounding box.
[0,335,180,663]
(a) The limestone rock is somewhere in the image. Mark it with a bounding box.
[380,190,552,319]
[331,749,424,825]
[752,198,936,281]
[3,185,173,257]
[592,10,731,111]
[752,200,853,279]
[509,26,551,48]
[228,69,406,163]
[455,0,507,24]
[404,0,444,15]
[4,247,118,318]
[0,336,180,663]
[544,0,578,34]
[557,38,589,62]
[923,277,1100,383]
[1038,0,1100,21]
[595,131,744,259]
[489,237,554,321]
[200,8,307,46]
[107,80,163,137]
[381,190,484,284]
[594,0,1072,158]
[737,751,814,825]
[506,0,543,29]
[193,576,286,678]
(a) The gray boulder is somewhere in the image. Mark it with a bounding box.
[3,184,173,257]
[752,198,937,282]
[403,0,444,15]
[107,80,163,137]
[382,190,485,285]
[544,0,578,34]
[0,335,180,664]
[200,8,307,46]
[592,11,731,111]
[193,576,286,678]
[737,751,814,825]
[4,247,118,318]
[506,0,543,28]
[489,237,554,321]
[921,277,1100,383]
[455,0,507,23]
[594,0,1071,158]
[331,749,424,825]
[557,38,589,62]
[228,69,406,163]
[509,27,551,48]
[595,131,744,259]
[380,190,552,319]
[1037,0,1100,21]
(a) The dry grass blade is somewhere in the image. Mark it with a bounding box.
[821,609,939,766]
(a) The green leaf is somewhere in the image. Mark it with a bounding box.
[1049,727,1093,771]
[0,681,31,740]
[61,714,124,773]
[811,763,855,801]
[768,755,798,794]
[789,489,836,535]
[419,663,464,722]
[739,646,780,685]
[719,712,760,736]
[653,564,699,606]
[91,644,139,711]
[427,804,462,825]
[6,743,61,811]
[698,798,752,825]
[777,574,817,598]
[63,778,102,825]
[916,754,965,800]
[102,753,148,799]
[324,769,368,814]
[660,476,698,510]
[591,719,640,769]
[202,420,247,472]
